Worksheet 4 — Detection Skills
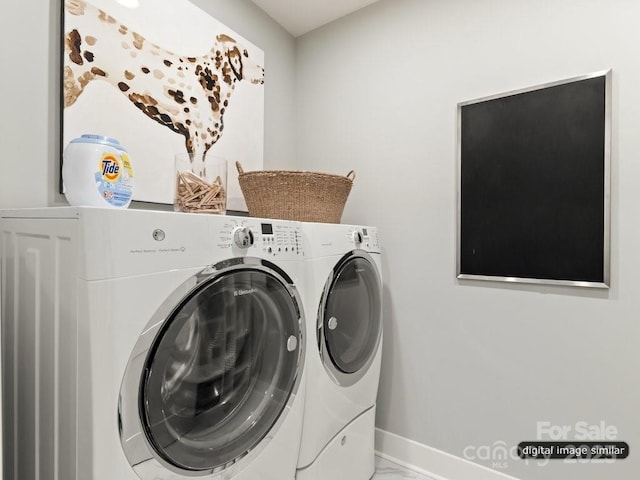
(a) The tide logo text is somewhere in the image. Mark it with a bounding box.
[100,155,121,182]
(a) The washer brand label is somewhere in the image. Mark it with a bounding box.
[234,288,257,296]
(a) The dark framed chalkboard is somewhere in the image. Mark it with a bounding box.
[457,70,611,288]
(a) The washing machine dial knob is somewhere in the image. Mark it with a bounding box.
[233,226,254,249]
[353,230,363,244]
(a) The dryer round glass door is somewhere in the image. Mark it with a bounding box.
[119,261,304,476]
[319,252,382,385]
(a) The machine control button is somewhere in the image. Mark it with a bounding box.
[328,316,338,330]
[152,229,165,241]
[353,230,363,244]
[233,226,254,249]
[287,335,298,352]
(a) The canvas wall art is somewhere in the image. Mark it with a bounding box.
[62,0,264,210]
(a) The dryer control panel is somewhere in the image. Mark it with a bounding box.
[303,223,380,258]
[347,226,380,253]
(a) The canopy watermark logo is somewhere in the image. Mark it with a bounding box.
[463,441,528,469]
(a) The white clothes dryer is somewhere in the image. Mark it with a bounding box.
[0,207,306,480]
[296,223,382,480]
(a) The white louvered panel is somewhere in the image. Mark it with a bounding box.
[1,219,78,480]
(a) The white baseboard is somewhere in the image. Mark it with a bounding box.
[374,428,521,480]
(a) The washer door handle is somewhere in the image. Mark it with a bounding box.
[287,335,298,351]
[328,316,338,330]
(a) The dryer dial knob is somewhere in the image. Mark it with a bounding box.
[353,230,363,244]
[233,226,254,249]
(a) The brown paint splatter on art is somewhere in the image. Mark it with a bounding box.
[118,82,130,92]
[119,25,128,35]
[83,51,94,62]
[129,92,158,106]
[167,89,186,104]
[198,67,218,91]
[207,96,219,112]
[163,60,173,67]
[141,67,150,74]
[65,0,85,16]
[85,36,97,46]
[153,70,164,80]
[63,66,82,107]
[124,70,135,80]
[75,71,94,90]
[67,30,83,65]
[127,92,189,136]
[90,67,106,77]
[217,34,236,43]
[132,32,144,50]
[98,9,116,24]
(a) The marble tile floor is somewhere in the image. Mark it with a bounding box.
[372,456,438,480]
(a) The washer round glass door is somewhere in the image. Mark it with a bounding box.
[319,251,382,386]
[120,260,304,476]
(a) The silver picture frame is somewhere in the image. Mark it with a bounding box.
[456,69,612,289]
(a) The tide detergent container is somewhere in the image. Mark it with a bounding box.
[62,134,134,208]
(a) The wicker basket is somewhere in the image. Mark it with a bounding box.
[236,162,355,223]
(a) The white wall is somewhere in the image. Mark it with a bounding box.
[0,0,56,208]
[295,1,640,479]
[0,0,296,210]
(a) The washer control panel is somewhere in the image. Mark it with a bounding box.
[259,221,303,258]
[217,219,303,259]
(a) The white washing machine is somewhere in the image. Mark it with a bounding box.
[0,207,306,480]
[296,222,383,480]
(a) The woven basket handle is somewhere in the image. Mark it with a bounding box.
[346,170,356,181]
[236,161,245,175]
